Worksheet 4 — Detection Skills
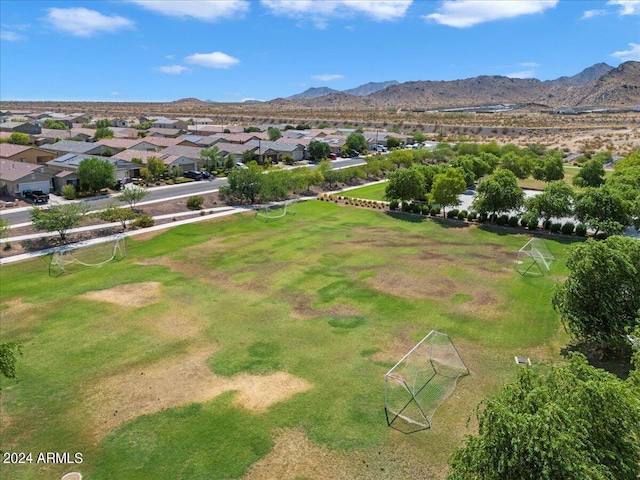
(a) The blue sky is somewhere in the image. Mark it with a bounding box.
[1,0,639,102]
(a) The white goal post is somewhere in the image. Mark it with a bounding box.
[516,238,555,276]
[49,235,126,276]
[255,200,297,222]
[385,331,469,433]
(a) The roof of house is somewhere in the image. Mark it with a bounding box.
[112,150,159,162]
[111,127,139,138]
[146,127,183,137]
[0,144,31,158]
[244,140,305,152]
[96,138,141,150]
[40,140,104,155]
[0,159,44,181]
[48,153,134,170]
[158,145,204,159]
[214,142,258,155]
[136,137,184,148]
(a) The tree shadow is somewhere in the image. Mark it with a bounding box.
[384,211,427,223]
[430,217,470,229]
[560,342,633,380]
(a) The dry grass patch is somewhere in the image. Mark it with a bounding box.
[81,282,162,308]
[365,269,457,300]
[84,347,311,443]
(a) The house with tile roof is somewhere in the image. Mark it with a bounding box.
[0,144,56,164]
[47,154,138,191]
[40,140,109,157]
[0,159,53,195]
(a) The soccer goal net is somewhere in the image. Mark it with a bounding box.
[49,236,126,277]
[385,331,469,433]
[255,200,297,222]
[516,238,555,276]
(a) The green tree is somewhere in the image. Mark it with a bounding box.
[118,185,149,210]
[614,148,640,170]
[472,169,524,216]
[96,201,136,230]
[447,353,640,480]
[317,122,330,129]
[384,166,426,203]
[267,126,282,141]
[345,132,367,155]
[244,126,260,133]
[0,341,23,380]
[242,150,259,164]
[95,127,114,140]
[9,132,30,145]
[200,146,223,171]
[0,217,10,240]
[573,157,606,188]
[386,136,401,149]
[296,124,311,130]
[146,157,167,180]
[431,168,466,216]
[308,141,331,161]
[532,152,565,183]
[449,155,476,186]
[574,187,629,236]
[411,132,427,143]
[388,149,414,167]
[525,180,574,223]
[77,157,116,193]
[95,118,111,128]
[552,236,640,351]
[500,151,533,179]
[456,142,479,156]
[223,162,262,203]
[30,202,88,242]
[44,119,68,130]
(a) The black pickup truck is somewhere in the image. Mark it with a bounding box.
[23,190,50,204]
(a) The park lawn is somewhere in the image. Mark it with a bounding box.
[517,164,614,190]
[341,181,388,200]
[0,200,574,480]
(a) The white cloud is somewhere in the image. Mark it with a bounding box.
[110,91,122,97]
[260,0,411,26]
[607,0,640,15]
[185,52,240,69]
[0,31,27,41]
[45,7,133,37]
[158,65,188,74]
[423,0,559,28]
[506,70,535,79]
[130,1,249,21]
[312,74,345,81]
[581,9,606,19]
[518,62,539,68]
[611,42,640,61]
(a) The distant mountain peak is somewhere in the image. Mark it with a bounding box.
[547,62,614,86]
[344,81,399,96]
[286,87,340,100]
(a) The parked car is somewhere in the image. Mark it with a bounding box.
[328,153,338,160]
[183,170,203,180]
[199,170,211,179]
[23,190,49,204]
[235,162,249,170]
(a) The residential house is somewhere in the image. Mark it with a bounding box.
[214,142,259,162]
[95,138,141,154]
[146,127,184,138]
[40,140,109,158]
[151,118,188,130]
[244,140,306,162]
[0,144,56,164]
[47,154,137,191]
[111,127,140,139]
[0,159,53,195]
[0,121,42,135]
[158,145,204,166]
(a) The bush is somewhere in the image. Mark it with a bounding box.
[175,177,195,184]
[420,204,431,215]
[132,215,154,228]
[187,195,204,210]
[401,202,411,212]
[389,200,399,210]
[561,222,575,235]
[543,219,552,230]
[430,206,441,216]
[575,223,588,237]
[550,222,562,233]
[467,211,477,221]
[447,208,459,219]
[508,216,519,227]
[496,214,508,226]
[61,184,76,200]
[478,212,488,223]
[527,217,539,230]
[458,210,468,220]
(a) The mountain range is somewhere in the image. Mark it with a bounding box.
[271,62,640,109]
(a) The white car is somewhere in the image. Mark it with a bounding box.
[235,162,249,169]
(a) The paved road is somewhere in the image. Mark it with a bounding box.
[0,158,367,226]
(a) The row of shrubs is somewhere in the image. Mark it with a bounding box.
[343,197,388,209]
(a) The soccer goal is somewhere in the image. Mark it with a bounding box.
[385,331,469,433]
[49,236,126,277]
[255,200,297,222]
[516,238,555,277]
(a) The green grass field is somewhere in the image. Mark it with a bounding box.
[0,201,577,479]
[517,164,614,190]
[343,182,388,200]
